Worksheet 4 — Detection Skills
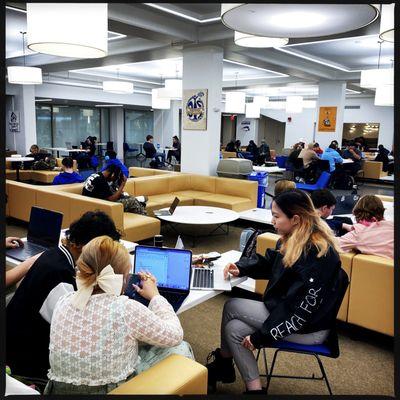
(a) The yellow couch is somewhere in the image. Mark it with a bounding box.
[254,232,393,334]
[108,355,207,395]
[128,167,175,177]
[6,158,78,184]
[6,173,257,242]
[221,151,237,159]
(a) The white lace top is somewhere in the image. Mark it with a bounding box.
[48,292,183,386]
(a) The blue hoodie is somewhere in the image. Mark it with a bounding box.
[53,171,85,185]
[101,158,129,178]
[321,148,343,172]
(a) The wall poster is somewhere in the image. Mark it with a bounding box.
[8,111,20,133]
[182,89,208,130]
[318,106,337,132]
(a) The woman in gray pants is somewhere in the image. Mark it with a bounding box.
[206,189,344,394]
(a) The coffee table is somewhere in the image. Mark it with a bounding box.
[157,206,239,247]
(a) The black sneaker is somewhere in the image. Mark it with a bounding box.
[205,348,236,391]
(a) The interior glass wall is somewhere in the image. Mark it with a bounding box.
[36,105,52,148]
[124,109,153,148]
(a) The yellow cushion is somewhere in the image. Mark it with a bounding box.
[168,175,191,193]
[362,160,387,179]
[133,176,170,196]
[221,151,237,159]
[172,190,211,200]
[337,252,356,322]
[215,177,257,205]
[195,195,253,212]
[129,167,157,177]
[108,355,207,395]
[124,179,135,195]
[69,194,124,233]
[7,180,37,222]
[30,171,59,184]
[347,254,393,336]
[51,183,84,194]
[190,175,216,193]
[35,188,73,228]
[255,233,280,295]
[123,213,160,242]
[6,170,17,180]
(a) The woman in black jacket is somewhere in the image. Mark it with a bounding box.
[206,189,343,394]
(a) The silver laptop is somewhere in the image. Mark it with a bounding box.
[154,197,180,217]
[191,258,232,291]
[6,207,63,262]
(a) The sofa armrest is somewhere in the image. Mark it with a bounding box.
[108,354,208,395]
[362,160,387,179]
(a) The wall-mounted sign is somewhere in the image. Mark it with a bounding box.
[240,120,251,132]
[318,106,337,132]
[183,89,208,130]
[8,111,20,133]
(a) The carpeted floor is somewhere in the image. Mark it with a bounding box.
[5,179,394,395]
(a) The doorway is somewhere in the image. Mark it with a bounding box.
[258,115,285,154]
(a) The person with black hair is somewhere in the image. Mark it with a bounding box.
[225,140,236,152]
[311,189,353,236]
[342,141,363,175]
[374,144,390,172]
[102,150,129,178]
[321,143,343,172]
[245,140,259,161]
[167,135,181,163]
[52,157,84,185]
[6,211,121,380]
[143,135,165,165]
[82,165,146,215]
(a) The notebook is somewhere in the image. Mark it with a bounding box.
[126,245,192,312]
[6,207,63,262]
[154,197,180,217]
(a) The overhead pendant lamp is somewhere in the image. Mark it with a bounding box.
[234,31,288,48]
[225,92,246,114]
[245,103,261,118]
[158,78,182,99]
[27,3,108,58]
[152,89,170,109]
[253,96,270,108]
[7,32,42,85]
[374,85,393,106]
[379,3,394,43]
[221,4,379,38]
[103,68,134,94]
[286,96,303,113]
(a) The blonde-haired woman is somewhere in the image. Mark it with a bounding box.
[45,236,193,394]
[206,189,344,394]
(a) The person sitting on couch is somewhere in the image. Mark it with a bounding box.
[101,150,129,178]
[338,195,394,259]
[82,164,147,215]
[44,236,194,394]
[53,157,84,185]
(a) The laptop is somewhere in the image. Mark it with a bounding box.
[332,194,360,215]
[125,245,192,312]
[191,257,231,291]
[6,207,63,262]
[154,197,180,217]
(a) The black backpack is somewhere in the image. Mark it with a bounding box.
[240,228,263,260]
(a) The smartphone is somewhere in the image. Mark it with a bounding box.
[124,274,149,307]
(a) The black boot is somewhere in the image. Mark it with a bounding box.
[205,348,236,391]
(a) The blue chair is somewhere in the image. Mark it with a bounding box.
[276,155,288,168]
[256,268,349,395]
[296,171,331,191]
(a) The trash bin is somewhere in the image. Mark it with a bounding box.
[247,171,268,208]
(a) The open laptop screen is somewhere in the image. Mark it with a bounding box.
[27,207,63,247]
[134,246,192,291]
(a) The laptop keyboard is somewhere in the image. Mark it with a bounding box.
[193,268,214,289]
[161,291,184,304]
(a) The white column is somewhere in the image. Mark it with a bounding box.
[181,46,223,175]
[109,107,124,160]
[315,81,346,149]
[153,101,181,148]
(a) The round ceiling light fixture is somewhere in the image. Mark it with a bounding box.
[152,89,171,110]
[234,31,288,48]
[27,3,108,58]
[157,79,182,99]
[103,81,134,94]
[360,68,393,88]
[379,3,394,43]
[221,4,379,38]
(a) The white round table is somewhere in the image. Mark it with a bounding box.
[157,206,239,247]
[6,157,34,181]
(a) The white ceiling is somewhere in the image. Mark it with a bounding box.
[5,3,394,100]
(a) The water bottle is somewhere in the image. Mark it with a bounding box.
[156,143,161,150]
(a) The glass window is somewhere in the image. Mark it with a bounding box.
[52,106,100,148]
[36,105,52,148]
[124,109,153,148]
[100,108,110,143]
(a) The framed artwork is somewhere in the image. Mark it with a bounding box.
[318,106,337,132]
[182,89,208,130]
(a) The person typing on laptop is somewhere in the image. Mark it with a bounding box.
[44,236,193,395]
[6,211,121,381]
